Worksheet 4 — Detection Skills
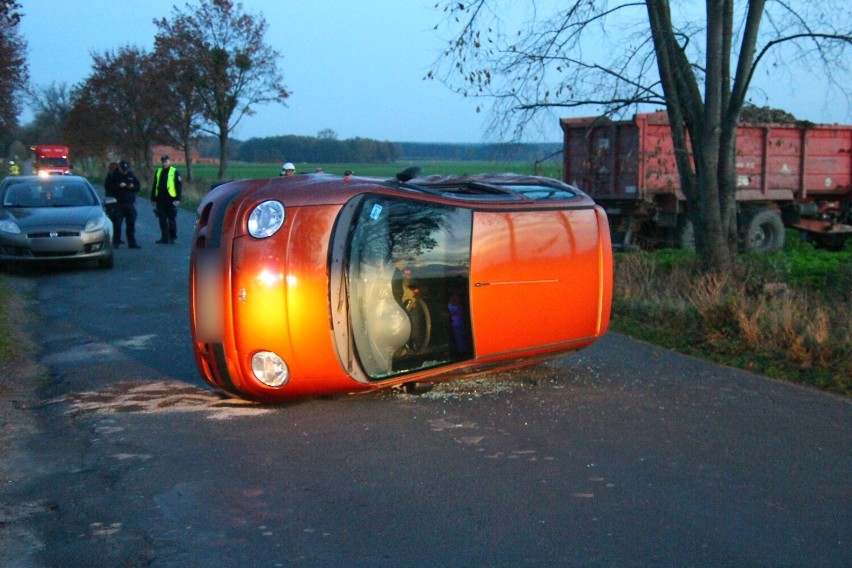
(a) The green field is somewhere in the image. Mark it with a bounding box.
[189,160,564,183]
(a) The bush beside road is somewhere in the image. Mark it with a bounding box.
[612,234,852,394]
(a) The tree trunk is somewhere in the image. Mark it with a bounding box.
[695,0,734,274]
[217,125,229,181]
[717,124,739,250]
[183,144,193,182]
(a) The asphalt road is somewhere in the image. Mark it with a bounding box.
[1,202,849,567]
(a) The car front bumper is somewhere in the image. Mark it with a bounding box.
[0,228,113,262]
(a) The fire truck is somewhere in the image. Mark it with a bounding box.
[31,144,72,176]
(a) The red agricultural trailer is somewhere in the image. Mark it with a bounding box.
[561,111,852,251]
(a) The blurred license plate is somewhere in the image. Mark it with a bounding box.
[195,250,223,342]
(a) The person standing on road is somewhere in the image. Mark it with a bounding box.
[151,154,182,244]
[104,162,119,190]
[106,160,142,248]
[103,162,119,240]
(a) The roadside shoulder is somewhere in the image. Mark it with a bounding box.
[0,275,50,566]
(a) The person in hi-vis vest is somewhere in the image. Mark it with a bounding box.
[151,154,182,244]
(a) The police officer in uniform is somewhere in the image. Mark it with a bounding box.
[106,160,141,248]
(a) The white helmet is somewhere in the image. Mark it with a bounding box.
[282,162,295,171]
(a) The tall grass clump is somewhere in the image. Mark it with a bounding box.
[611,232,851,394]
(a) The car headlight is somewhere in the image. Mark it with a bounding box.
[84,216,107,232]
[0,219,21,234]
[251,351,290,387]
[247,200,285,238]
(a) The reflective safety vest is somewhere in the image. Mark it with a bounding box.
[155,167,178,198]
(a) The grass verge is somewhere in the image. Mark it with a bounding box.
[612,232,851,394]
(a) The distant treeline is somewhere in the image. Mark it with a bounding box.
[394,142,562,162]
[197,136,563,164]
[231,135,400,163]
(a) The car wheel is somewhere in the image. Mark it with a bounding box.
[741,209,785,253]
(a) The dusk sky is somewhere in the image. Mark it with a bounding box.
[17,1,852,144]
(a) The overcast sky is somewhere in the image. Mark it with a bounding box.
[17,0,852,144]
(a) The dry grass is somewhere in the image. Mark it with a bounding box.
[612,246,852,394]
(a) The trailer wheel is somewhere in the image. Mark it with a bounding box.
[742,209,785,253]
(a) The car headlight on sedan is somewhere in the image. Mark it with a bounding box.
[84,216,108,233]
[251,351,290,387]
[0,219,21,234]
[247,200,285,238]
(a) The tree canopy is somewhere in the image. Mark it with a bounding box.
[154,0,289,180]
[65,47,161,167]
[0,0,28,150]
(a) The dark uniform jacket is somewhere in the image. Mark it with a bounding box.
[106,169,141,203]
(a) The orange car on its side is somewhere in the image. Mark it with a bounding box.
[189,169,612,402]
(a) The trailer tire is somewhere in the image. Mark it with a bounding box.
[742,209,785,253]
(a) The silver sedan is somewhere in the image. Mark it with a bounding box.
[0,175,115,269]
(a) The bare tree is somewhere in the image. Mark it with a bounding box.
[0,0,28,150]
[27,82,73,142]
[154,0,289,180]
[431,0,852,272]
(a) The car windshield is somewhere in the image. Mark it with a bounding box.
[406,179,579,202]
[498,183,577,200]
[346,196,474,380]
[1,179,95,207]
